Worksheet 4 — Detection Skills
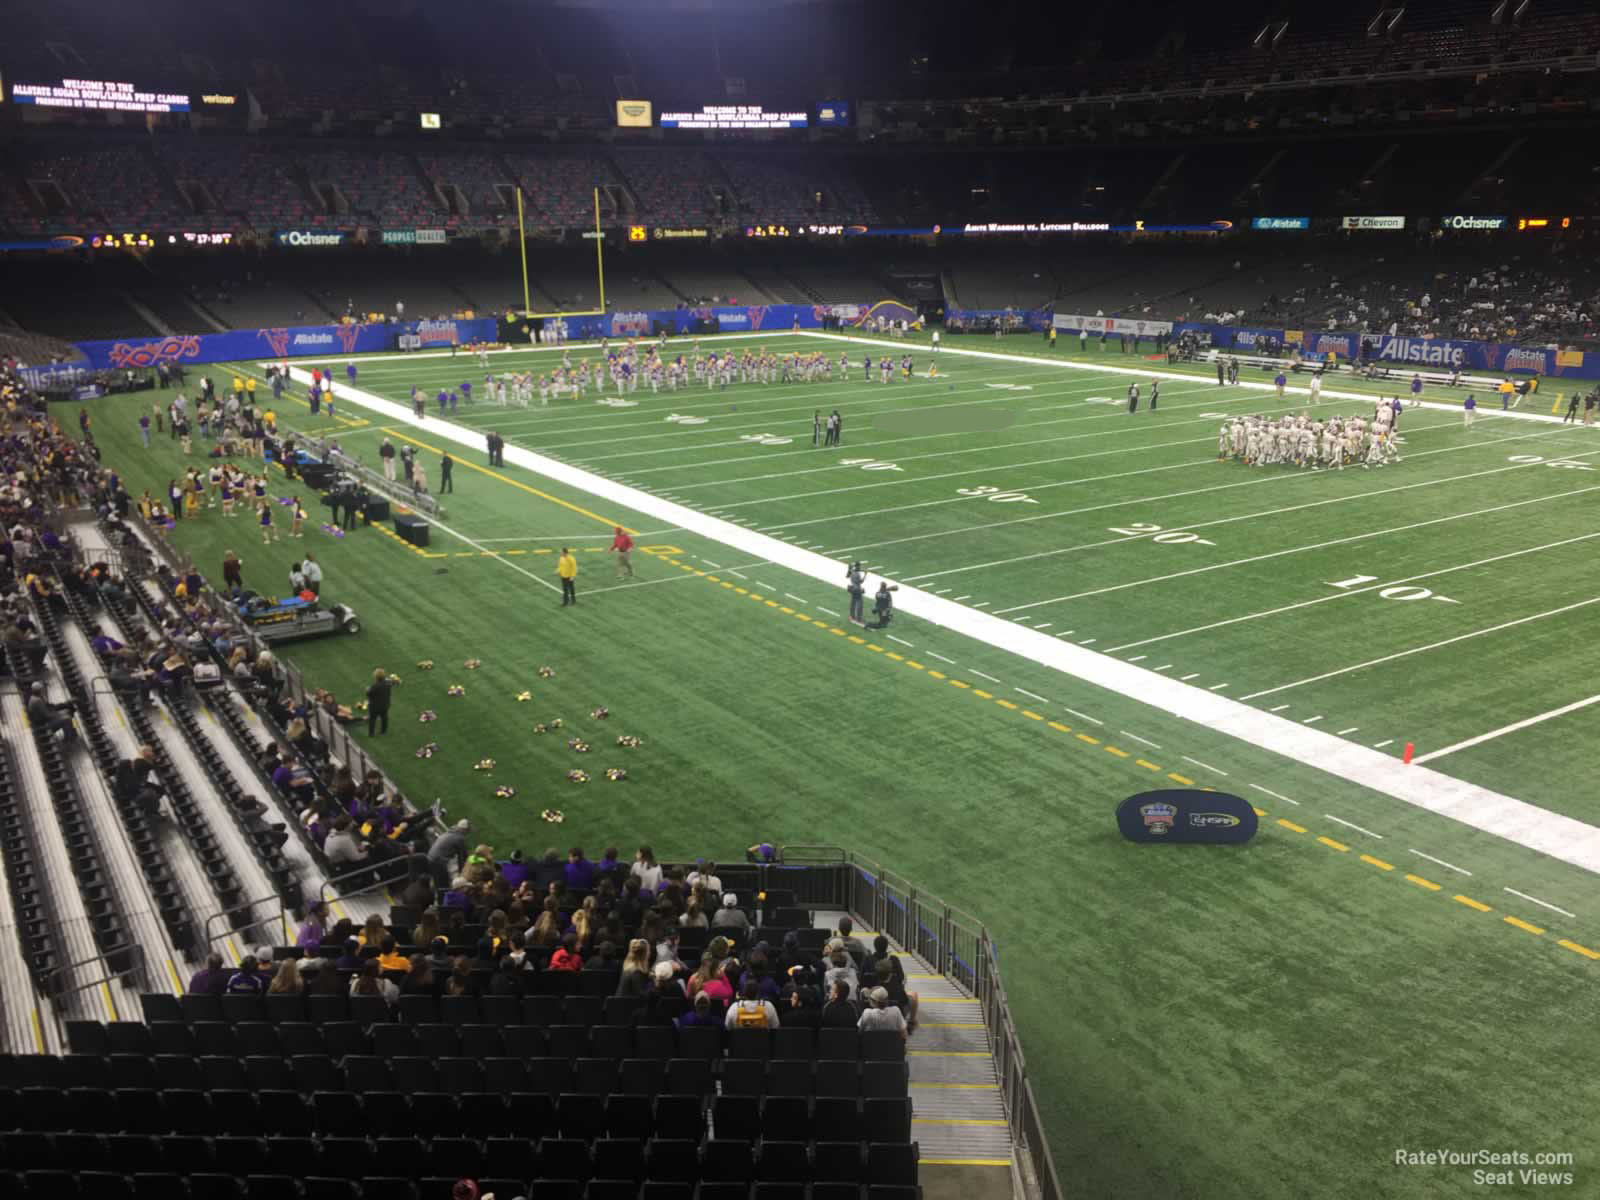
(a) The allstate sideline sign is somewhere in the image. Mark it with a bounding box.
[1116,789,1258,844]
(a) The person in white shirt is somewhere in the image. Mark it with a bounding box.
[685,861,722,894]
[931,329,940,353]
[301,554,323,597]
[858,986,908,1040]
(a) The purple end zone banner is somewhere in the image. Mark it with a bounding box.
[71,318,501,370]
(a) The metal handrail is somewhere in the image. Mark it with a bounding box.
[317,853,432,907]
[284,426,445,517]
[201,891,291,950]
[780,845,1061,1200]
[40,941,148,998]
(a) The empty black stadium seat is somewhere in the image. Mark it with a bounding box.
[713,1094,761,1141]
[867,1143,919,1187]
[813,1143,865,1183]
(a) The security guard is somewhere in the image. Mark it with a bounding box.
[557,548,578,606]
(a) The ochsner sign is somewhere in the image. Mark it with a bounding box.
[276,230,346,247]
[1440,215,1507,231]
[1341,216,1406,231]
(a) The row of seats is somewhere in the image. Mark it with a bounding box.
[24,1050,908,1098]
[89,1016,906,1062]
[0,710,60,982]
[3,1080,909,1137]
[1,1172,916,1200]
[1,1133,918,1186]
[2,1092,908,1155]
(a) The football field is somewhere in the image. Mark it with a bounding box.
[87,330,1600,1199]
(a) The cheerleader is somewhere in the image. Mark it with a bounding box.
[258,500,277,544]
[290,499,306,538]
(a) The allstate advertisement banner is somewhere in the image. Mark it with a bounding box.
[1052,313,1174,337]
[72,318,500,370]
[1251,217,1310,230]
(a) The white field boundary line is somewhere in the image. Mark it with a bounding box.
[1240,596,1600,702]
[804,330,1581,429]
[1411,693,1600,766]
[807,422,1562,552]
[903,428,1572,592]
[1101,516,1600,652]
[300,364,1600,879]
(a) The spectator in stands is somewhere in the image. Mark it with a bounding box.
[187,951,230,995]
[655,926,685,973]
[500,849,529,890]
[532,849,566,893]
[859,986,909,1041]
[25,681,77,745]
[297,899,330,949]
[680,897,708,930]
[225,955,267,995]
[837,916,869,965]
[335,937,364,972]
[428,818,472,887]
[700,959,736,1012]
[686,860,722,893]
[488,954,527,997]
[596,846,626,884]
[778,930,816,981]
[464,844,497,885]
[632,845,663,892]
[402,955,435,996]
[268,958,306,995]
[411,907,440,949]
[352,958,399,1004]
[712,892,750,932]
[726,978,781,1029]
[444,955,474,996]
[530,896,562,947]
[824,950,859,999]
[617,938,653,997]
[565,846,596,890]
[821,979,858,1027]
[642,961,686,1022]
[114,745,165,819]
[376,935,409,972]
[549,931,583,971]
[324,816,369,867]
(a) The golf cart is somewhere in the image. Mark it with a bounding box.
[233,591,361,643]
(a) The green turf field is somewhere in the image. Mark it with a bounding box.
[81,330,1597,1200]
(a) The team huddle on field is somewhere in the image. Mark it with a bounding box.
[1219,400,1404,469]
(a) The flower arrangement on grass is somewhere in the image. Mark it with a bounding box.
[415,743,438,759]
[465,658,483,670]
[604,768,628,782]
[447,685,466,697]
[541,809,565,823]
[494,785,516,799]
[590,706,610,720]
[418,710,437,723]
[566,769,589,784]
[538,665,556,678]
[473,758,496,772]
[567,738,590,753]
[616,735,643,749]
[516,690,532,702]
[416,659,435,670]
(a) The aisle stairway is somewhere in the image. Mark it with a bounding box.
[814,910,1013,1179]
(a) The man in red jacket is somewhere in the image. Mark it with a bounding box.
[609,526,634,579]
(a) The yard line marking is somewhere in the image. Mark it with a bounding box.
[1126,654,1146,662]
[1078,637,1096,645]
[784,593,807,604]
[927,652,957,664]
[1181,755,1226,775]
[970,670,1002,684]
[1250,784,1300,806]
[1105,525,1600,652]
[756,580,777,591]
[1336,727,1360,736]
[1324,814,1383,839]
[888,635,916,647]
[1063,708,1103,725]
[1120,731,1161,749]
[1240,596,1600,701]
[1015,688,1050,704]
[702,559,724,569]
[1410,849,1471,876]
[1269,704,1291,713]
[1035,623,1052,629]
[935,588,953,595]
[726,569,749,579]
[1180,673,1200,681]
[1301,715,1323,725]
[817,606,842,617]
[1013,616,1033,623]
[1208,682,1229,691]
[894,428,1576,589]
[952,595,971,601]
[973,601,991,608]
[1372,739,1394,749]
[1412,692,1600,765]
[1504,888,1576,919]
[1154,663,1172,671]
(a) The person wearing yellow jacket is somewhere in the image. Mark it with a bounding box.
[557,548,578,607]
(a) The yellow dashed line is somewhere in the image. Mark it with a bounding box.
[706,575,721,582]
[905,660,926,670]
[927,670,946,680]
[1454,894,1492,913]
[866,644,885,653]
[1504,916,1545,936]
[1103,745,1129,757]
[779,606,795,614]
[1558,938,1600,960]
[1360,854,1394,871]
[1278,819,1308,834]
[1167,772,1195,785]
[733,586,748,594]
[1075,732,1100,745]
[972,689,993,699]
[1405,874,1441,892]
[1317,836,1350,853]
[994,698,1017,709]
[1047,721,1072,733]
[847,635,866,644]
[765,600,780,607]
[1021,710,1044,721]
[1135,759,1161,771]
[1252,807,1268,817]
[948,679,969,688]
[886,651,904,660]
[829,628,847,637]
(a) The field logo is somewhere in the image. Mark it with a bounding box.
[1503,347,1547,373]
[259,328,292,359]
[1140,803,1178,836]
[107,335,202,369]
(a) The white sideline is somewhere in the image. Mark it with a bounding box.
[278,343,1600,878]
